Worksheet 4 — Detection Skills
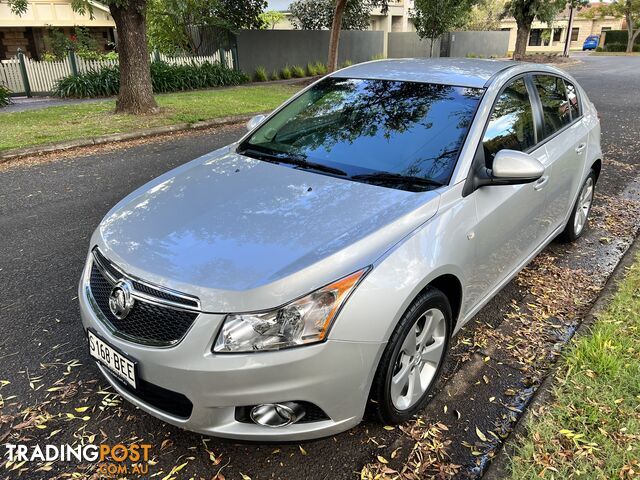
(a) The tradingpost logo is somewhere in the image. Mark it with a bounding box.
[5,442,152,477]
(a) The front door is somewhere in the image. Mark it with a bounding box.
[465,77,551,309]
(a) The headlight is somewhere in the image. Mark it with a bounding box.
[213,268,369,352]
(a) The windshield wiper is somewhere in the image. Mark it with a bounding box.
[239,147,348,177]
[351,172,444,190]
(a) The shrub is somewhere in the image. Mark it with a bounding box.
[54,66,120,98]
[270,70,280,81]
[603,42,640,52]
[41,52,58,62]
[314,62,328,75]
[150,61,248,93]
[306,62,319,76]
[54,61,248,98]
[341,59,353,68]
[0,84,11,107]
[281,65,292,79]
[254,66,268,82]
[595,46,604,52]
[604,42,627,52]
[291,65,306,78]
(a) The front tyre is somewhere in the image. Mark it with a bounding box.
[559,170,596,243]
[370,288,451,424]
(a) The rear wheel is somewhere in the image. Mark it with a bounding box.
[370,288,451,424]
[559,171,596,243]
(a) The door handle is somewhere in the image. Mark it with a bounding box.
[575,143,587,154]
[534,175,549,191]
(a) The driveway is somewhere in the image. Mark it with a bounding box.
[1,55,639,480]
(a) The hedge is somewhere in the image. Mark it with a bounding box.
[603,30,640,46]
[53,61,249,98]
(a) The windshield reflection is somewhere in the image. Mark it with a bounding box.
[240,78,483,190]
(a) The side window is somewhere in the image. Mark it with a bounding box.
[533,75,571,138]
[564,80,581,119]
[482,78,536,164]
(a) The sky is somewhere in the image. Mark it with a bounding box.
[267,0,291,10]
[267,0,607,12]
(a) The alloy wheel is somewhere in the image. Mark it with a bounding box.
[574,177,594,236]
[390,308,447,411]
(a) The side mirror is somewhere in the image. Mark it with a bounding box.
[246,114,266,132]
[471,150,544,190]
[491,150,545,182]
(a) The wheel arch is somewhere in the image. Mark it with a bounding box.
[412,273,463,332]
[591,159,602,183]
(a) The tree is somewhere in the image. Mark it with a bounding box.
[259,10,285,29]
[585,0,640,53]
[148,0,266,54]
[412,0,477,57]
[502,0,568,60]
[5,0,158,114]
[289,0,372,31]
[326,0,388,72]
[463,0,505,31]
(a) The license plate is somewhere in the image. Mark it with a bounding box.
[88,330,137,388]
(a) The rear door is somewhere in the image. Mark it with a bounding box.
[531,74,589,233]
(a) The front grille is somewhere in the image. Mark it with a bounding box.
[102,368,193,419]
[88,253,200,346]
[130,280,199,308]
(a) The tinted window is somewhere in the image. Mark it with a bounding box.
[241,78,483,187]
[533,75,571,137]
[483,78,535,162]
[564,80,581,119]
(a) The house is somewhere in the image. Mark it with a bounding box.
[0,0,115,60]
[500,3,625,52]
[267,1,625,54]
[267,0,418,34]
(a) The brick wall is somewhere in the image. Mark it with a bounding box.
[0,28,29,59]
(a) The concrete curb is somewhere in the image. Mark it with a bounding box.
[483,236,640,479]
[0,113,261,163]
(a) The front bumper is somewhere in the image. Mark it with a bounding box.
[78,261,383,441]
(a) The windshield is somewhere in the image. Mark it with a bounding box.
[238,78,483,191]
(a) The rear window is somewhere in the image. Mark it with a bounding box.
[533,75,571,138]
[241,78,483,187]
[564,80,581,119]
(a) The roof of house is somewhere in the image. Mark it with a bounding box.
[0,0,115,28]
[331,58,518,88]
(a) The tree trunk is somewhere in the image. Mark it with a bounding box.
[626,14,638,53]
[513,21,532,60]
[631,28,640,53]
[110,0,158,115]
[327,0,348,72]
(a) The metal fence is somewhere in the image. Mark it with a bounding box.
[0,49,235,97]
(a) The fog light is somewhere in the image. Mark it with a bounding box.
[250,402,306,427]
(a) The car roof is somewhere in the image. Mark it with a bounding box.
[331,58,520,88]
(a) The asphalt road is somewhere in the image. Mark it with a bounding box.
[1,55,639,480]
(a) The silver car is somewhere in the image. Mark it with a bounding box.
[79,59,601,441]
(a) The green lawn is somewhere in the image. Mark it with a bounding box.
[0,84,300,152]
[509,252,640,479]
